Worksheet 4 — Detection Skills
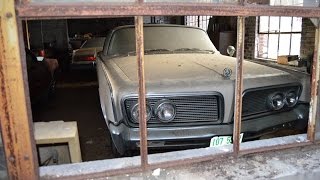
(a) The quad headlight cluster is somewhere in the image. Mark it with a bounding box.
[267,90,299,111]
[130,99,176,123]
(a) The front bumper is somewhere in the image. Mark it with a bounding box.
[109,104,309,155]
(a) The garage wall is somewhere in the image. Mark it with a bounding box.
[300,18,316,59]
[28,20,69,70]
[244,17,257,60]
[67,18,134,37]
[28,20,68,52]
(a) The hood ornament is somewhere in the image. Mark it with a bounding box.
[223,68,232,79]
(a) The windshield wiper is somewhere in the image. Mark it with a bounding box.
[144,49,171,53]
[126,49,170,56]
[174,48,215,54]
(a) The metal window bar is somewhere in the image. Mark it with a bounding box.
[135,16,149,170]
[233,16,245,156]
[289,16,293,55]
[0,0,318,179]
[277,16,281,58]
[307,20,320,141]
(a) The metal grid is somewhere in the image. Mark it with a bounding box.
[0,0,319,179]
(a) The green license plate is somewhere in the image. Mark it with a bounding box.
[209,133,244,147]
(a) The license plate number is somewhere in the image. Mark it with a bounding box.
[210,133,244,147]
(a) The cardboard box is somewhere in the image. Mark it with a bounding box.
[277,55,299,65]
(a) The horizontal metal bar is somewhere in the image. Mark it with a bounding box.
[40,134,317,179]
[16,3,320,19]
[240,141,313,155]
[52,166,144,180]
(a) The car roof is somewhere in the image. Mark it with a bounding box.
[111,24,206,32]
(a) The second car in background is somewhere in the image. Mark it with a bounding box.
[72,37,105,65]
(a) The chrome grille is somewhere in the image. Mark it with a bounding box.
[124,94,222,127]
[242,84,301,117]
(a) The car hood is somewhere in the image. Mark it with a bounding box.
[109,53,288,82]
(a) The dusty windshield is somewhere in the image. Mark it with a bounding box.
[107,26,217,56]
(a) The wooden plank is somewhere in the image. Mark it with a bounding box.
[0,0,39,179]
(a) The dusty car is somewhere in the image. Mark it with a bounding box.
[72,37,105,65]
[96,24,310,155]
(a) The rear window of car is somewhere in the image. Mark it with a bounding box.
[107,26,217,56]
[81,37,106,48]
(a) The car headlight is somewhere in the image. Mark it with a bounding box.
[130,103,152,123]
[267,92,285,110]
[285,91,298,107]
[154,100,176,122]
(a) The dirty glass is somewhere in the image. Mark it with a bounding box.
[108,26,217,55]
[269,0,319,7]
[0,134,8,180]
[31,0,135,2]
[145,0,238,3]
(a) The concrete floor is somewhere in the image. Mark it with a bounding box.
[32,67,114,161]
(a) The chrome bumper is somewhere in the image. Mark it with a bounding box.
[109,104,309,155]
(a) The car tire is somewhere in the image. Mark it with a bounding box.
[110,140,133,157]
[111,141,121,158]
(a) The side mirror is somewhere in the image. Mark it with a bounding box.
[227,46,236,57]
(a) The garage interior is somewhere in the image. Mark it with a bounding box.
[17,14,316,165]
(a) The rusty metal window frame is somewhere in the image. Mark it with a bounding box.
[0,0,319,179]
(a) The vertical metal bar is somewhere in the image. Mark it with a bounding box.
[135,16,148,170]
[288,17,293,55]
[267,16,270,58]
[277,16,281,58]
[307,19,320,142]
[25,20,30,49]
[0,0,39,179]
[233,16,245,157]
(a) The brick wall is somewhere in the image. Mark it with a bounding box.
[300,18,316,59]
[244,16,257,60]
